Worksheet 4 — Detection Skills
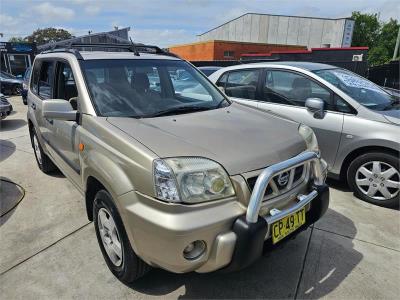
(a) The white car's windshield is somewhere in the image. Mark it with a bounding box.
[313,68,395,111]
[81,59,228,118]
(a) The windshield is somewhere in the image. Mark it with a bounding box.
[313,68,394,111]
[81,59,228,118]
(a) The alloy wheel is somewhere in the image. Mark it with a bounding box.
[97,208,123,267]
[355,161,400,201]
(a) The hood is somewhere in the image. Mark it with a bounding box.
[107,103,306,175]
[378,109,400,125]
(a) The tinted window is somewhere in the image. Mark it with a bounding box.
[225,69,260,100]
[216,73,228,87]
[335,94,356,114]
[55,62,78,102]
[31,62,41,94]
[263,70,333,109]
[38,61,54,99]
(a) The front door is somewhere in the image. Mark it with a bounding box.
[257,69,344,170]
[46,60,81,187]
[216,68,262,107]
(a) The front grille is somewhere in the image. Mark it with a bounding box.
[247,164,307,200]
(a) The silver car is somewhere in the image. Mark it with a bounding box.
[210,62,400,208]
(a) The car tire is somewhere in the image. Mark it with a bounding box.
[93,190,151,283]
[31,129,57,174]
[13,85,22,95]
[347,152,400,208]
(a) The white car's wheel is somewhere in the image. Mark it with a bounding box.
[348,152,399,208]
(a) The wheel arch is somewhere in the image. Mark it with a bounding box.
[85,176,106,221]
[340,146,400,181]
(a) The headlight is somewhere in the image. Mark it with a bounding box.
[153,157,235,203]
[298,124,319,153]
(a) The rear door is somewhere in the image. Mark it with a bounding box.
[257,69,344,169]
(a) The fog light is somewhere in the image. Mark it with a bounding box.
[183,240,206,260]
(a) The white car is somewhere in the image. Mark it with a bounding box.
[209,62,400,208]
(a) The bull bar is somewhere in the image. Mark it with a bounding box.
[246,151,323,224]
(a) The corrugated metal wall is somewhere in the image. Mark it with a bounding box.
[198,14,353,49]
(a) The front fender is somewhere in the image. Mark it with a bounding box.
[82,151,135,197]
[333,137,400,175]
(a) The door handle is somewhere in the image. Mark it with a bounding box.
[31,103,36,110]
[45,118,53,125]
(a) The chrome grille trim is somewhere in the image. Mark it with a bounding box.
[246,163,309,201]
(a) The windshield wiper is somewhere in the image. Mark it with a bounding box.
[145,105,213,118]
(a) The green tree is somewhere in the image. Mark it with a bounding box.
[25,27,74,45]
[378,19,399,59]
[351,12,400,66]
[8,36,25,43]
[351,12,380,48]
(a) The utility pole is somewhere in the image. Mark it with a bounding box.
[393,27,400,60]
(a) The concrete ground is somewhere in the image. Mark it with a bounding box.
[1,96,399,299]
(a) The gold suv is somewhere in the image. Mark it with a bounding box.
[27,43,329,283]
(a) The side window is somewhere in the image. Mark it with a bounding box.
[225,69,260,100]
[31,61,41,94]
[216,73,228,88]
[55,62,78,105]
[38,61,54,99]
[335,94,356,114]
[263,70,333,109]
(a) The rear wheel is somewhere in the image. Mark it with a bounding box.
[93,190,151,283]
[347,152,399,208]
[31,129,57,174]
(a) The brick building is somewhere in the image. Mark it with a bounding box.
[169,40,306,61]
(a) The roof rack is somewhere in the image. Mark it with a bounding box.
[40,42,179,59]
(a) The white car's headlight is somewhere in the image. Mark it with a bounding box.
[153,157,235,203]
[298,124,319,153]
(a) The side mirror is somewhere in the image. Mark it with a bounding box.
[305,98,325,119]
[42,99,77,121]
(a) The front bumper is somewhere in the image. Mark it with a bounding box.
[120,151,329,274]
[223,183,329,272]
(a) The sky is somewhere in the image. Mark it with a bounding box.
[0,0,399,47]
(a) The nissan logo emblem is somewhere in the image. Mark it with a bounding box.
[277,172,290,186]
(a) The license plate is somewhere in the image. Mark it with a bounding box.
[271,208,306,244]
